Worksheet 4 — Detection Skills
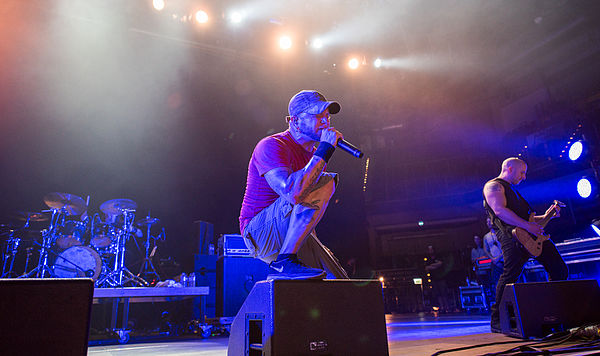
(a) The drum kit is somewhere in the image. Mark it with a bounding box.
[0,192,165,287]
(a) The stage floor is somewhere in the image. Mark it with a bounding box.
[88,313,600,355]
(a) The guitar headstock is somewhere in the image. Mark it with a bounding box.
[552,200,566,208]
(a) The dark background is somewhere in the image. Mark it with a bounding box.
[1,0,599,277]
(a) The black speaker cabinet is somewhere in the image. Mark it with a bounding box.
[228,279,389,356]
[195,254,218,318]
[217,256,270,317]
[499,279,600,338]
[0,278,94,356]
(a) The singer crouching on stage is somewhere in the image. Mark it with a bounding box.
[239,90,349,280]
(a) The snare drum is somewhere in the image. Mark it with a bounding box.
[55,220,86,250]
[53,246,102,280]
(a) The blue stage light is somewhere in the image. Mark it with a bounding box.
[568,141,584,161]
[592,223,600,237]
[577,177,592,198]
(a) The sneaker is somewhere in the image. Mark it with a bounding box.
[267,256,326,280]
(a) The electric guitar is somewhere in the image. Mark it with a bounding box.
[511,200,565,257]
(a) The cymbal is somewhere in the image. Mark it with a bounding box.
[100,199,137,215]
[44,192,87,216]
[136,217,159,226]
[9,211,49,222]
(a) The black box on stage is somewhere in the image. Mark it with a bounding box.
[499,279,600,338]
[0,278,94,356]
[194,254,218,318]
[194,220,214,254]
[217,256,269,317]
[228,279,389,356]
[459,285,488,310]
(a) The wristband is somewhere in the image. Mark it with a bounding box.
[314,142,335,163]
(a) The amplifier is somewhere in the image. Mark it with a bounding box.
[499,279,600,338]
[228,279,389,356]
[223,234,253,257]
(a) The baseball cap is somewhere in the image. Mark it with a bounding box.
[288,90,341,117]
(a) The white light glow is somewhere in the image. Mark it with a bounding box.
[279,35,292,50]
[374,58,382,68]
[195,10,209,24]
[569,141,583,161]
[230,11,244,24]
[312,38,323,49]
[152,0,165,11]
[591,223,600,237]
[348,57,359,69]
[577,178,592,198]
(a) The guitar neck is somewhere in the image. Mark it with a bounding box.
[538,201,561,228]
[538,214,554,229]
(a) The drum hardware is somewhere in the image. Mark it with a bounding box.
[20,208,68,278]
[1,230,20,278]
[136,214,161,283]
[21,247,34,277]
[22,229,55,278]
[17,192,89,278]
[95,206,148,287]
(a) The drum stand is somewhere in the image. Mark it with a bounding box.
[1,232,20,278]
[96,210,147,287]
[21,209,63,278]
[137,217,161,283]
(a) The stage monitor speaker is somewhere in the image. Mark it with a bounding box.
[0,278,94,356]
[228,279,389,356]
[216,256,270,317]
[499,279,600,338]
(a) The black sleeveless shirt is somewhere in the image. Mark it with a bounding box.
[484,178,533,232]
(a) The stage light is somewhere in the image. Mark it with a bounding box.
[379,276,384,283]
[152,0,165,11]
[279,35,292,50]
[591,220,600,237]
[418,221,424,226]
[311,38,323,49]
[577,177,593,198]
[195,10,208,24]
[374,58,382,68]
[569,141,584,161]
[348,57,359,70]
[229,11,243,24]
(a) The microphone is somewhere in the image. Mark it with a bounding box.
[337,139,364,158]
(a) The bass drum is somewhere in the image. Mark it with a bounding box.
[53,246,102,280]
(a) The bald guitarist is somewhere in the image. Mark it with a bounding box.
[483,157,568,333]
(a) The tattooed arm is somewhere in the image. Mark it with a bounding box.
[264,157,327,205]
[484,180,543,235]
[264,127,342,205]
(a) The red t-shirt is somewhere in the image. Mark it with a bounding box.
[239,130,314,234]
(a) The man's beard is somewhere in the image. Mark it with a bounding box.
[298,123,321,141]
